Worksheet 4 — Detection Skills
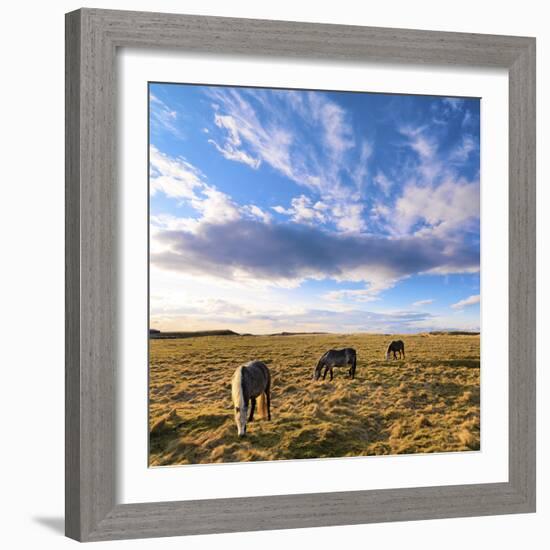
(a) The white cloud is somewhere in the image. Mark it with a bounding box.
[149,145,205,199]
[307,91,354,158]
[451,294,480,310]
[190,187,241,225]
[400,126,437,160]
[450,135,477,163]
[324,278,397,303]
[272,205,291,215]
[393,178,480,238]
[331,202,366,233]
[150,147,270,231]
[442,97,464,111]
[150,94,183,139]
[242,204,272,224]
[373,171,392,196]
[208,138,261,169]
[352,141,372,190]
[412,299,434,307]
[283,195,326,225]
[205,88,366,234]
[150,305,437,334]
[208,92,294,179]
[272,195,365,233]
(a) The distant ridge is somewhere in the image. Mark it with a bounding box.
[149,329,239,340]
[428,331,480,336]
[149,329,480,340]
[269,331,328,336]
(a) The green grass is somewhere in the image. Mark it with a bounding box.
[149,333,480,465]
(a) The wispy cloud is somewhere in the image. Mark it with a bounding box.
[150,93,184,139]
[400,126,437,161]
[149,145,205,200]
[442,97,464,111]
[412,299,434,307]
[151,303,435,334]
[204,88,366,233]
[373,171,393,196]
[393,177,480,238]
[451,294,480,310]
[323,279,397,303]
[369,119,480,241]
[208,138,261,169]
[450,135,477,163]
[272,195,327,225]
[150,145,269,226]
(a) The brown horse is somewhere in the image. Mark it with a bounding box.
[385,340,405,360]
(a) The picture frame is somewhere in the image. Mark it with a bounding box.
[65,8,536,542]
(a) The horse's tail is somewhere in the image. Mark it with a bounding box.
[257,392,268,419]
[351,352,357,377]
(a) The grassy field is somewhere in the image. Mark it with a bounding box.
[149,333,480,466]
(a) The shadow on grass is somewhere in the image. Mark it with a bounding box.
[184,413,228,432]
[364,359,479,369]
[423,359,480,368]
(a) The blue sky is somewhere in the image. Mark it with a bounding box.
[149,83,480,334]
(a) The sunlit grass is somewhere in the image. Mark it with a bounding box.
[149,333,480,465]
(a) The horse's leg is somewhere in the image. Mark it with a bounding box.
[330,368,334,381]
[322,366,329,380]
[248,397,256,422]
[266,387,271,421]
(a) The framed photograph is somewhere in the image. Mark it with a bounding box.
[65,8,536,541]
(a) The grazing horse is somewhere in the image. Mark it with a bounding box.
[385,340,405,360]
[313,348,357,381]
[231,360,271,437]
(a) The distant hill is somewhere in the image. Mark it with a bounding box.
[428,331,480,336]
[149,329,480,340]
[149,329,240,340]
[269,331,328,336]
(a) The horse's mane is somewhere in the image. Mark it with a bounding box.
[231,365,245,409]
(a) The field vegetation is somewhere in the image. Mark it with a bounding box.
[149,332,480,465]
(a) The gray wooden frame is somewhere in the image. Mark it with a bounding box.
[65,8,536,542]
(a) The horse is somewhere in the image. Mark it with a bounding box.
[313,348,357,381]
[385,340,405,360]
[231,360,271,437]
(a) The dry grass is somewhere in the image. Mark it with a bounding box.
[149,333,480,466]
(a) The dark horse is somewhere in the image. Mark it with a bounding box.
[231,360,271,437]
[313,348,357,381]
[385,340,405,360]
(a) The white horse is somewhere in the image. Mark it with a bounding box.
[231,360,271,437]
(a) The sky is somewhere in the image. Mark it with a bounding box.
[149,83,480,334]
